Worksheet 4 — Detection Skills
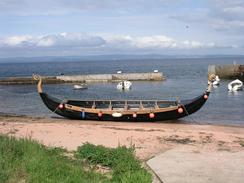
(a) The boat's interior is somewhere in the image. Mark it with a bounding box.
[66,100,178,110]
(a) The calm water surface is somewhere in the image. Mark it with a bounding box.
[0,57,243,125]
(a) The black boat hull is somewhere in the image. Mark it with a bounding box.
[39,92,209,122]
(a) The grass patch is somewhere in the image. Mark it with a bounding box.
[76,143,152,183]
[0,135,152,183]
[0,135,109,183]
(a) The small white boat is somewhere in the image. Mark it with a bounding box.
[73,83,88,90]
[212,75,220,86]
[208,74,220,86]
[228,79,243,92]
[117,80,132,90]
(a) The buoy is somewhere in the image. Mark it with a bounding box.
[204,94,208,100]
[112,112,122,117]
[98,111,103,117]
[132,112,137,118]
[58,103,64,109]
[178,107,183,113]
[149,113,155,118]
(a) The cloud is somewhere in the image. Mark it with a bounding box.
[170,0,244,34]
[0,0,192,16]
[3,35,32,46]
[169,9,209,25]
[0,32,232,57]
[0,33,105,48]
[0,1,243,57]
[209,0,244,32]
[133,35,177,48]
[103,34,219,50]
[102,35,178,49]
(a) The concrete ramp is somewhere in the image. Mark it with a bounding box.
[147,147,244,183]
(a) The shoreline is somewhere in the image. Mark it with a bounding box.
[1,112,244,128]
[1,114,244,160]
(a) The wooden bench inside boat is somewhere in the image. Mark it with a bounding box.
[66,100,178,110]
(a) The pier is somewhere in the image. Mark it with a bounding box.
[208,64,244,80]
[0,72,165,85]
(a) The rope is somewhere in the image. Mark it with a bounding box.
[181,104,199,124]
[178,97,198,124]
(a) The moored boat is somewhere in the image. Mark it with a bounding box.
[208,74,220,86]
[117,80,132,90]
[228,79,243,92]
[73,83,88,90]
[33,75,210,122]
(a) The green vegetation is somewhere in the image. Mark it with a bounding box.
[0,135,151,183]
[76,143,151,183]
[0,135,107,183]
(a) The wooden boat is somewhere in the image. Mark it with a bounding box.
[33,75,210,122]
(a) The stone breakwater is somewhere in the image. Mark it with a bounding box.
[0,72,165,85]
[208,64,244,80]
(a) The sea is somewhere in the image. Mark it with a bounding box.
[0,57,243,126]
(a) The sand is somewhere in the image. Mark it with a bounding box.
[1,115,244,160]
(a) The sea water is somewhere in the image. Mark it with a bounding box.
[0,57,243,125]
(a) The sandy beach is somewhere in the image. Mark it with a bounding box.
[1,114,244,160]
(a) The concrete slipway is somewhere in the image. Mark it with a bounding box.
[147,146,244,183]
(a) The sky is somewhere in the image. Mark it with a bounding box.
[0,0,244,57]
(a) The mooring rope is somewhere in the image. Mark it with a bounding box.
[177,95,198,124]
[181,103,198,124]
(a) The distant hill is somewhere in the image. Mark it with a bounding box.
[0,54,244,63]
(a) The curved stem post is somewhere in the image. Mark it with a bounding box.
[32,74,43,93]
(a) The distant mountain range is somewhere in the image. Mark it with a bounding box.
[0,54,244,63]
